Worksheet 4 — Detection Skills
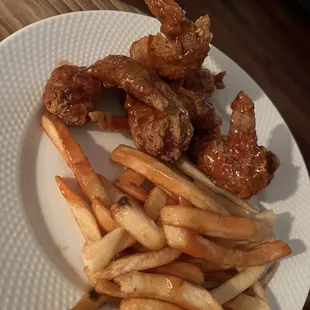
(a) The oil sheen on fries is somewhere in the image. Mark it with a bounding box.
[114,271,223,310]
[111,145,228,214]
[41,113,112,206]
[55,176,102,243]
[94,247,180,279]
[160,205,271,241]
[164,225,291,267]
[110,196,166,250]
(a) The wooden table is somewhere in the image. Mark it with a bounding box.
[1,0,310,308]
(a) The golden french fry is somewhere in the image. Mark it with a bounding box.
[114,271,223,310]
[150,261,204,284]
[260,261,280,288]
[237,234,275,251]
[164,225,291,267]
[120,298,185,310]
[194,181,252,217]
[144,186,168,220]
[224,293,270,310]
[81,227,136,271]
[211,266,266,304]
[94,247,180,280]
[86,270,126,298]
[111,145,228,214]
[89,111,130,132]
[175,155,257,214]
[110,196,166,250]
[118,169,149,202]
[70,289,109,310]
[41,113,112,206]
[160,206,271,242]
[55,176,102,242]
[91,198,119,232]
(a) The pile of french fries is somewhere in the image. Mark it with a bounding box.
[41,113,291,310]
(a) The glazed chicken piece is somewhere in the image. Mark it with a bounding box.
[169,83,221,131]
[183,68,226,101]
[85,55,193,162]
[130,0,212,80]
[42,64,102,125]
[190,91,279,199]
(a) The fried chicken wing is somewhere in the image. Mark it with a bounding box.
[183,68,226,101]
[190,91,279,199]
[42,64,102,125]
[85,55,193,162]
[130,0,212,80]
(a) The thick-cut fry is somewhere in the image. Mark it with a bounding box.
[175,156,257,213]
[224,293,270,310]
[111,145,228,214]
[89,111,130,132]
[114,271,223,310]
[144,186,168,220]
[55,176,102,242]
[211,266,266,304]
[94,247,180,280]
[237,234,275,250]
[120,298,185,310]
[41,113,112,206]
[194,181,252,217]
[81,227,136,271]
[110,196,166,250]
[164,225,291,267]
[86,271,126,298]
[91,198,119,232]
[161,206,271,242]
[71,289,109,310]
[260,261,280,288]
[150,261,204,284]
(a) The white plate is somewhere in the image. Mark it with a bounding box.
[0,11,309,310]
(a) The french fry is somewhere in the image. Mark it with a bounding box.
[224,293,270,310]
[184,257,232,273]
[254,210,275,229]
[211,266,266,304]
[120,298,185,310]
[175,155,257,214]
[144,186,168,220]
[89,111,130,132]
[164,225,291,267]
[111,145,228,214]
[110,196,166,250]
[41,113,112,206]
[247,281,267,301]
[150,261,204,284]
[194,181,252,217]
[71,289,109,310]
[81,227,136,271]
[94,247,180,280]
[237,234,275,251]
[91,198,119,232]
[86,270,126,298]
[260,261,280,288]
[160,206,271,242]
[55,176,102,242]
[114,271,223,310]
[118,169,149,202]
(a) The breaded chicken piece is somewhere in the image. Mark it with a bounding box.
[190,91,279,199]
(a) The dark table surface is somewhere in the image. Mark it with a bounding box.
[1,0,309,308]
